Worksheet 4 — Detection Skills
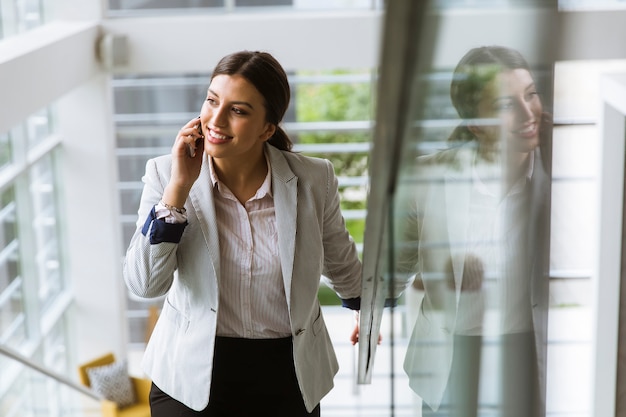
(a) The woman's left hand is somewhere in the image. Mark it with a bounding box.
[350,311,382,345]
[350,316,359,345]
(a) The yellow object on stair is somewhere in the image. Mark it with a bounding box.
[78,352,151,417]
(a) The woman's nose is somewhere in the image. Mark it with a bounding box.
[517,100,535,121]
[210,106,228,127]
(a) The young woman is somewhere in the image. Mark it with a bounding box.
[123,50,362,417]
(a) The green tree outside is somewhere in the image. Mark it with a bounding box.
[295,70,375,305]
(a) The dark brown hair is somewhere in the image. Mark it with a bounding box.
[451,46,532,119]
[211,51,293,151]
[448,46,533,142]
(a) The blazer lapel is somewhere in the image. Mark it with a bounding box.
[188,153,221,280]
[528,150,549,277]
[527,148,551,320]
[267,146,298,310]
[443,146,474,304]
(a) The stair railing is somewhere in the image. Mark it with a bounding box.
[0,343,100,400]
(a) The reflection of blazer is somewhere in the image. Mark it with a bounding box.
[123,144,362,412]
[398,143,550,412]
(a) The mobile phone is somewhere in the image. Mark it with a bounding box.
[186,117,203,158]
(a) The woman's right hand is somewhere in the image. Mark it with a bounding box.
[162,118,205,207]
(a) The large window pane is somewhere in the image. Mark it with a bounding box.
[0,315,78,417]
[0,133,12,172]
[0,187,25,349]
[25,107,54,151]
[0,106,70,416]
[28,154,63,313]
[0,0,46,40]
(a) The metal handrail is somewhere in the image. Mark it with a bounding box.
[0,344,100,400]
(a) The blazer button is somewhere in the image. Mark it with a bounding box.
[295,328,305,336]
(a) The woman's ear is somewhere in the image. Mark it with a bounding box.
[467,124,483,139]
[262,123,276,142]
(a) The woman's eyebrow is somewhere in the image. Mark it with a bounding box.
[525,82,537,92]
[492,82,537,102]
[207,88,255,109]
[493,96,513,104]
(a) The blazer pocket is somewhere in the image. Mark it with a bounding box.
[161,297,190,333]
[312,305,324,336]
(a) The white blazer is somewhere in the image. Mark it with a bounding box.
[398,143,550,412]
[123,144,362,412]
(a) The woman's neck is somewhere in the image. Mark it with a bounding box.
[213,152,268,204]
[476,143,531,191]
[506,149,530,177]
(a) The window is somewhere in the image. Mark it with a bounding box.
[0,0,47,40]
[0,107,71,416]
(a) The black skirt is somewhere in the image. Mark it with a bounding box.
[149,336,321,417]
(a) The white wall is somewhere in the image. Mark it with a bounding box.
[56,73,128,363]
[101,10,383,74]
[594,73,626,417]
[0,21,100,134]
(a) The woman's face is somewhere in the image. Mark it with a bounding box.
[472,68,543,154]
[199,74,275,162]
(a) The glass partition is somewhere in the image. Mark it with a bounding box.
[360,1,557,416]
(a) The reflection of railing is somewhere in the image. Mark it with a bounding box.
[0,343,100,400]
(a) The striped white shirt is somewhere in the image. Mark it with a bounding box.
[455,153,534,336]
[208,156,292,339]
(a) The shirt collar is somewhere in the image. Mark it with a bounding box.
[471,150,535,197]
[524,150,535,181]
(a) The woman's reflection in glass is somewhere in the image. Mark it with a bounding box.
[398,46,551,417]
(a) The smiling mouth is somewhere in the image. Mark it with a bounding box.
[513,123,538,138]
[208,129,232,143]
